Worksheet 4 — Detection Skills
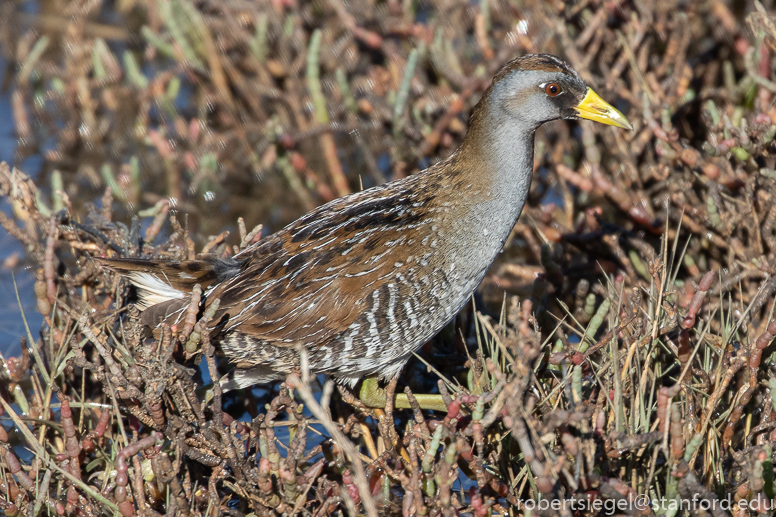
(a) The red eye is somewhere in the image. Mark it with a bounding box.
[545,83,562,96]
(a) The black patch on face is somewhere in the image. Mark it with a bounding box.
[547,77,588,119]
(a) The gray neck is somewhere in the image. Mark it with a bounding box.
[432,108,537,295]
[482,117,536,223]
[404,106,539,329]
[462,109,537,244]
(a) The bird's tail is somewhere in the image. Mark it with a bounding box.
[97,257,227,308]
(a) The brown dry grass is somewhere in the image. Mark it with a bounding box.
[3,0,776,516]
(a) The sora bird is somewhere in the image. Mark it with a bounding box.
[101,54,631,392]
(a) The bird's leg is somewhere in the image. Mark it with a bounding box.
[359,377,449,412]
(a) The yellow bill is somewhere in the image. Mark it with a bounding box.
[575,88,633,130]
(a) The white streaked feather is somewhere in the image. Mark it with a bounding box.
[127,272,185,308]
[219,365,283,392]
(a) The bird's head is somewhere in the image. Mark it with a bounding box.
[485,54,632,130]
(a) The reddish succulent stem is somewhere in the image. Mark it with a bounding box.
[3,447,34,491]
[60,397,82,480]
[682,270,715,329]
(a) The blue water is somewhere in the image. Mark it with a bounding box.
[0,56,43,358]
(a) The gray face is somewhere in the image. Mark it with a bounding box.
[490,68,589,128]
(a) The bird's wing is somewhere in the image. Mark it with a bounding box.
[206,178,436,348]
